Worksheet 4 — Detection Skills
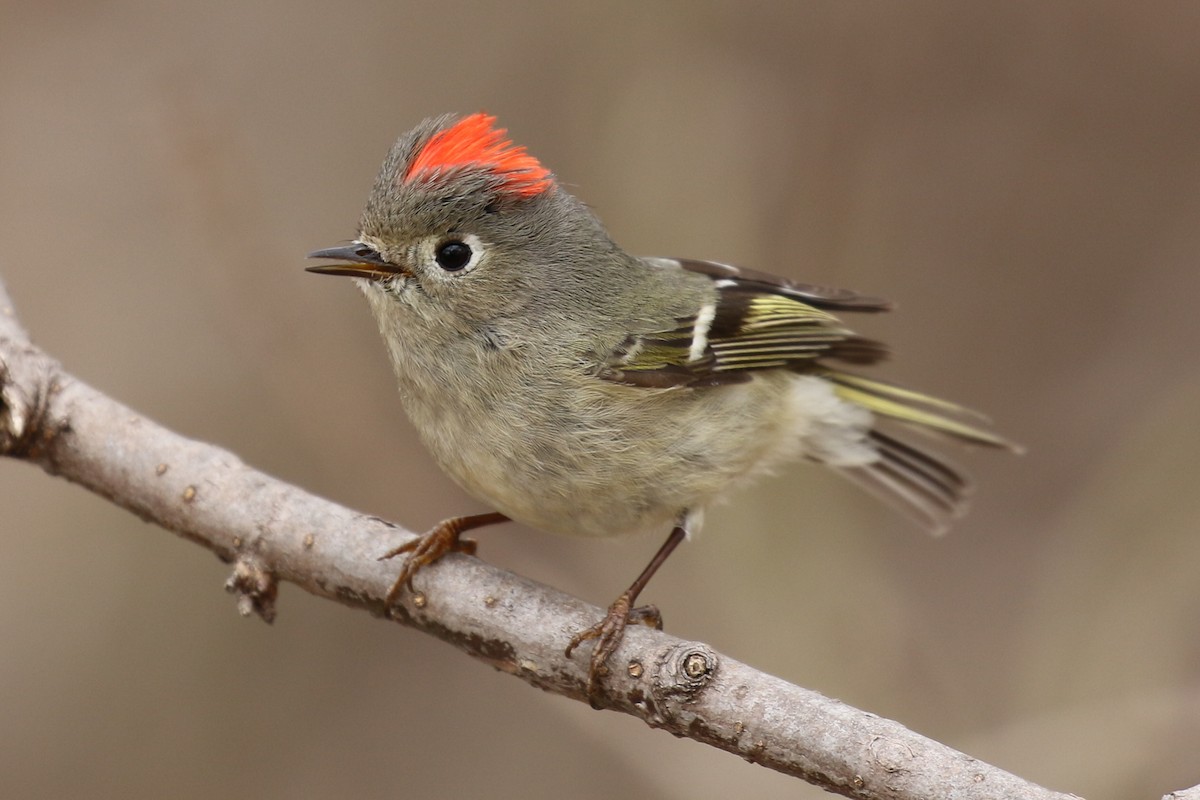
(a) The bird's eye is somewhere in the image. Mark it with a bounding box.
[435,240,472,271]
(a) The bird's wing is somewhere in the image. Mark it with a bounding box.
[598,258,892,389]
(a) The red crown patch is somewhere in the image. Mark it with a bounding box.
[404,113,553,199]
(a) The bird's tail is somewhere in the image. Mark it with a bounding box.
[817,368,1020,535]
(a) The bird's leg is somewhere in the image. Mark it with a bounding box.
[380,511,509,607]
[566,522,687,701]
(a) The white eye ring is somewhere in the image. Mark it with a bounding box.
[430,233,485,274]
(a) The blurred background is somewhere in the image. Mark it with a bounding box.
[2,2,1198,798]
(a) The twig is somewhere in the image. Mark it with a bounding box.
[0,274,1082,799]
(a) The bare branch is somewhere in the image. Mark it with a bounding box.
[0,275,1082,800]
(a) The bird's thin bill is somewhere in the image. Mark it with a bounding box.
[306,243,406,279]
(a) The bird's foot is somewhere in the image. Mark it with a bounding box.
[380,512,507,607]
[566,593,663,704]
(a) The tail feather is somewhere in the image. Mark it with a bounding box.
[820,368,1020,451]
[818,368,1019,535]
[839,431,971,535]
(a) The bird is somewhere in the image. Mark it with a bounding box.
[307,112,1016,699]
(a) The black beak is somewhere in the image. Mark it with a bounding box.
[306,243,408,279]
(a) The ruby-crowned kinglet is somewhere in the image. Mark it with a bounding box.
[308,113,1015,695]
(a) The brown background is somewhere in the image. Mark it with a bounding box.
[2,2,1199,798]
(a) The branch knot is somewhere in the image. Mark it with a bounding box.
[651,642,718,704]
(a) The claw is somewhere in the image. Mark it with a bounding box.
[566,595,664,702]
[379,513,506,608]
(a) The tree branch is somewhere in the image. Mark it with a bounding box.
[0,274,1085,799]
